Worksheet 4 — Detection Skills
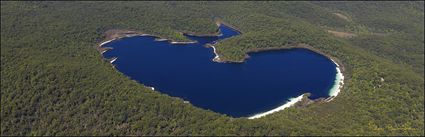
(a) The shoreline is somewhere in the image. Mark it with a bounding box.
[98,33,197,48]
[170,41,198,44]
[99,39,115,47]
[96,28,203,55]
[211,46,221,62]
[325,59,345,102]
[97,32,198,55]
[110,57,117,64]
[248,94,306,119]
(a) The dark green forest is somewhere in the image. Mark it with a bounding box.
[1,1,423,136]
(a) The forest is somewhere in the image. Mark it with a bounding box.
[1,1,423,136]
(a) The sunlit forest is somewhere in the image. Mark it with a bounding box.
[1,1,423,136]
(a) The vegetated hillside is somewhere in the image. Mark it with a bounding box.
[1,1,423,136]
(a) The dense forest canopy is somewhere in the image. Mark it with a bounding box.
[1,1,424,136]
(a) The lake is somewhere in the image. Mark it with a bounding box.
[101,24,338,118]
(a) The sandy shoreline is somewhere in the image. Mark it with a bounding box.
[99,39,114,46]
[154,38,168,41]
[211,46,221,62]
[248,94,305,119]
[110,57,117,63]
[326,59,345,101]
[170,41,197,44]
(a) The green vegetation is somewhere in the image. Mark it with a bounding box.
[1,1,423,136]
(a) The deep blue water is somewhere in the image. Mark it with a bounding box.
[102,24,337,118]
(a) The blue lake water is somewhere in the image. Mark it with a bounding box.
[102,24,337,118]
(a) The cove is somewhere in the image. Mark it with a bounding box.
[100,24,341,118]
